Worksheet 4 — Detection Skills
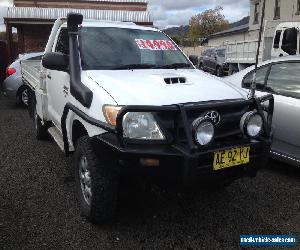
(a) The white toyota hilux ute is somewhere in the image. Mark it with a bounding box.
[23,13,274,224]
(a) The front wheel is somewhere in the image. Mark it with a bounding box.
[74,136,119,224]
[199,63,204,71]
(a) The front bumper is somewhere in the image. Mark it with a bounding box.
[91,133,271,186]
[3,77,22,99]
[62,95,274,187]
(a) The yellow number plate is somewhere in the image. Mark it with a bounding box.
[213,146,250,171]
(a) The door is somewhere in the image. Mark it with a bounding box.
[264,61,300,158]
[280,28,298,57]
[207,50,216,71]
[202,49,210,70]
[46,28,70,129]
[210,50,218,71]
[271,29,282,58]
[242,61,300,160]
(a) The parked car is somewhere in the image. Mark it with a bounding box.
[3,52,43,106]
[24,14,273,224]
[199,48,229,77]
[225,55,300,167]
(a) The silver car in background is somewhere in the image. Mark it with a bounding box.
[3,52,43,106]
[199,48,229,77]
[225,55,300,167]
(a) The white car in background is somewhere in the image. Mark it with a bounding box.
[225,56,300,167]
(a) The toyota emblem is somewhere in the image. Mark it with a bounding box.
[204,111,221,125]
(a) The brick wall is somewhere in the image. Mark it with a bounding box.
[14,0,147,11]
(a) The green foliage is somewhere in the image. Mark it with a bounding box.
[171,36,180,45]
[188,6,229,46]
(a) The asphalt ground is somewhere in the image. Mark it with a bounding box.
[0,89,299,250]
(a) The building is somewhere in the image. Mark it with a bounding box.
[207,21,249,47]
[13,0,148,11]
[207,0,300,48]
[4,0,152,62]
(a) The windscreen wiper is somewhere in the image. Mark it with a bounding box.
[154,63,193,69]
[113,64,156,70]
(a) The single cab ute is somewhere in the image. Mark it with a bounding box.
[23,13,274,223]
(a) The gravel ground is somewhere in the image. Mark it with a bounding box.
[0,90,299,250]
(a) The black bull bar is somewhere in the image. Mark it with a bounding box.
[61,94,274,156]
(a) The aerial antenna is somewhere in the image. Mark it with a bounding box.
[250,0,266,98]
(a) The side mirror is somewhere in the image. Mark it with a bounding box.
[188,55,199,66]
[42,52,68,72]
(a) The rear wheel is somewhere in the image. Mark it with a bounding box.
[74,136,119,224]
[17,86,29,107]
[33,105,48,140]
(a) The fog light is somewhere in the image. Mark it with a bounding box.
[140,158,160,167]
[240,111,263,138]
[192,118,215,146]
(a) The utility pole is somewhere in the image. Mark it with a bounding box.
[250,0,266,98]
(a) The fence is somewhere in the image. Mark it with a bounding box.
[181,46,214,57]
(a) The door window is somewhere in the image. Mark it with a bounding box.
[55,28,69,55]
[266,62,300,98]
[281,28,297,55]
[205,49,211,57]
[273,30,282,49]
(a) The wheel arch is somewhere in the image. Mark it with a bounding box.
[72,119,89,146]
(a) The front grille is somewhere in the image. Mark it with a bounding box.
[155,100,251,150]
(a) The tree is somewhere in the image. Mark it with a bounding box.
[188,6,229,46]
[171,36,180,45]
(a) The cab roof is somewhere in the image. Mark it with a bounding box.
[60,19,158,31]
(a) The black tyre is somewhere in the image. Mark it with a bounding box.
[216,66,223,77]
[33,105,48,140]
[199,63,204,71]
[74,136,119,224]
[17,86,29,107]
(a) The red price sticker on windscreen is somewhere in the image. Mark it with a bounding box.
[135,39,177,51]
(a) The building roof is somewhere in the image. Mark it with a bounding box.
[5,7,151,23]
[208,24,249,39]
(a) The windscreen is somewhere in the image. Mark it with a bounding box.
[216,49,225,57]
[79,27,192,70]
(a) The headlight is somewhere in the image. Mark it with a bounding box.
[240,111,263,138]
[193,118,215,146]
[123,112,165,140]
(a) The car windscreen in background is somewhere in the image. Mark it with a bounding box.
[79,27,190,70]
[217,49,225,57]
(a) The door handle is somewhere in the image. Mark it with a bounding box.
[47,74,52,79]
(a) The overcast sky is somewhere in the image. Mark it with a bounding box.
[0,0,249,31]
